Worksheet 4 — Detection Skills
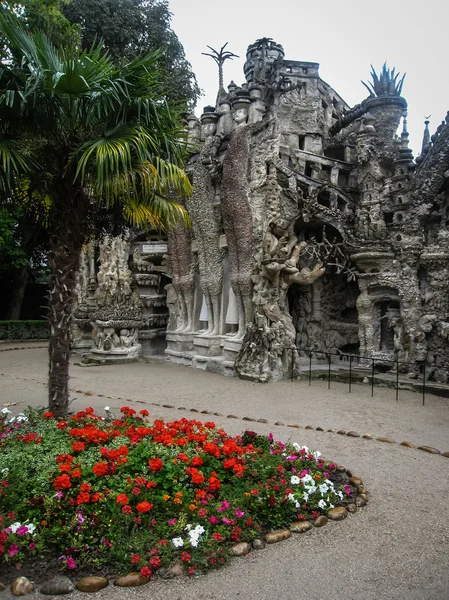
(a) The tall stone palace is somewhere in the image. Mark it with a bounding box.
[72,38,449,385]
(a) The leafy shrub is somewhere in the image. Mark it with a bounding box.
[0,407,356,578]
[0,320,49,340]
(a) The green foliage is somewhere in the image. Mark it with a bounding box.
[0,10,191,229]
[361,63,406,98]
[0,319,49,339]
[1,0,81,51]
[63,0,200,106]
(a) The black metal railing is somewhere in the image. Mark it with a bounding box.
[290,348,428,406]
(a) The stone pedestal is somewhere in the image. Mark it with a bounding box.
[193,334,223,357]
[165,332,195,366]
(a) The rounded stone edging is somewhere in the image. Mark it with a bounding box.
[66,387,449,460]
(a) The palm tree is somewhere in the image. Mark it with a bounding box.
[202,43,238,101]
[0,10,191,416]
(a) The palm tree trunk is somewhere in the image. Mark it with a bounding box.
[47,193,87,417]
[6,264,28,320]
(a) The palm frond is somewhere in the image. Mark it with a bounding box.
[0,140,33,192]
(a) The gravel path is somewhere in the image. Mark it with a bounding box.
[1,346,449,600]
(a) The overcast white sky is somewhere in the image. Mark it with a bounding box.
[168,0,448,156]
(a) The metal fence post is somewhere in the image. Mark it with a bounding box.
[395,361,399,402]
[422,363,426,406]
[371,358,374,397]
[309,351,312,386]
[349,355,352,393]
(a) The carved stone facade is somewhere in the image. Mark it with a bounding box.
[165,38,449,383]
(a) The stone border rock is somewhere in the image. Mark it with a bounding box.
[49,387,449,460]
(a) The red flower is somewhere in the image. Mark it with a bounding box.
[140,566,152,579]
[122,505,132,515]
[116,494,129,505]
[139,410,149,417]
[136,501,153,514]
[186,467,205,485]
[180,551,191,562]
[190,456,204,467]
[76,492,90,505]
[54,474,72,490]
[148,458,163,472]
[80,482,92,493]
[212,532,223,542]
[131,554,141,564]
[91,492,102,503]
[71,469,82,479]
[149,556,161,569]
[131,487,140,496]
[92,462,108,476]
[57,421,68,430]
[43,411,54,418]
[72,441,85,452]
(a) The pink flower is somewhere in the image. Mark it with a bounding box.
[8,544,19,557]
[66,558,76,570]
[55,491,64,500]
[323,472,330,477]
[222,517,232,525]
[217,500,230,512]
[168,519,177,526]
[286,455,297,461]
[17,526,28,536]
[208,516,218,525]
[235,509,244,518]
[28,543,36,550]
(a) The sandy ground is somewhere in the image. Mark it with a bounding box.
[0,346,449,600]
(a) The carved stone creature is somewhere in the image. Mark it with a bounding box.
[167,198,195,333]
[187,111,223,335]
[220,98,254,339]
[236,218,324,381]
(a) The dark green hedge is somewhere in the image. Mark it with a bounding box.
[0,320,49,340]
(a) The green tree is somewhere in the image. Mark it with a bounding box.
[0,10,191,416]
[63,0,200,106]
[1,0,80,54]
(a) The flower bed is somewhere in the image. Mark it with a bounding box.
[0,406,362,583]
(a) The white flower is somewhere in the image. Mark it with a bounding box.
[318,499,327,509]
[104,406,110,412]
[16,414,28,423]
[301,474,313,485]
[319,484,329,494]
[303,492,309,503]
[287,493,295,502]
[194,524,205,535]
[172,537,184,548]
[306,485,317,495]
[9,522,21,533]
[337,491,343,500]
[25,524,36,535]
[1,468,9,475]
[292,442,301,451]
[1,408,11,415]
[290,475,300,485]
